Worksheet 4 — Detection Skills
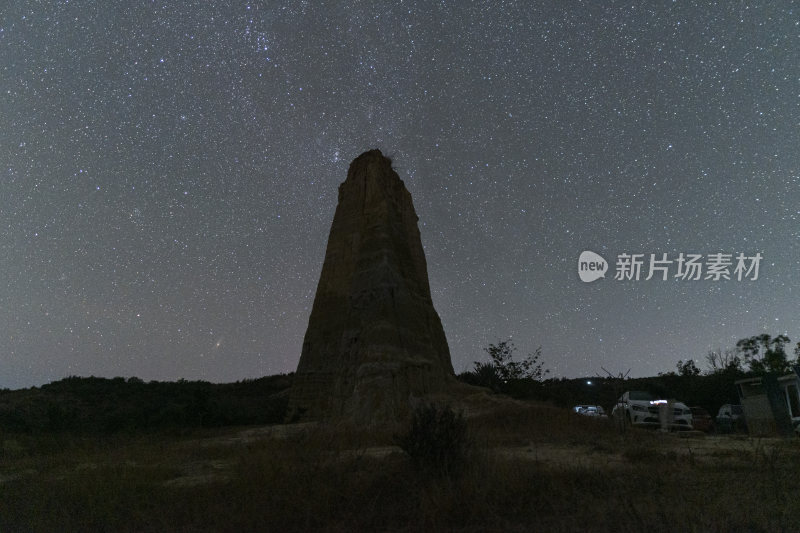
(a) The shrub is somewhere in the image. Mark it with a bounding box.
[395,403,472,478]
[460,362,503,392]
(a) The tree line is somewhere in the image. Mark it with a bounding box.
[459,333,800,416]
[0,374,290,434]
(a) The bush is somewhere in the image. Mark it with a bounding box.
[459,362,503,392]
[395,403,472,478]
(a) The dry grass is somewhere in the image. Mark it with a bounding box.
[2,401,800,532]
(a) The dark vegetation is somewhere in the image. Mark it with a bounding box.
[463,339,549,393]
[459,348,745,417]
[395,403,473,478]
[1,366,748,437]
[2,333,798,530]
[3,332,794,436]
[736,333,798,374]
[459,334,800,416]
[2,400,799,532]
[0,374,290,434]
[460,368,747,417]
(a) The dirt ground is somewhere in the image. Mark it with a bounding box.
[160,423,799,487]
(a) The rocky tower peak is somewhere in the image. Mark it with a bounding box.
[287,149,455,423]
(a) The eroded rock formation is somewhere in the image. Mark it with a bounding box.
[287,149,455,423]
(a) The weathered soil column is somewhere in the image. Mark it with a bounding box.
[287,149,455,423]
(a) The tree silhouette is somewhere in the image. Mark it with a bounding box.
[482,339,549,382]
[705,348,743,373]
[736,334,792,373]
[676,359,701,377]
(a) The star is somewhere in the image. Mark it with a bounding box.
[1,1,797,389]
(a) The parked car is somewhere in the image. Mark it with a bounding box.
[716,404,746,433]
[573,405,607,418]
[611,391,693,429]
[689,407,714,432]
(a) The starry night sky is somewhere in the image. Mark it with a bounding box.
[2,1,799,390]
